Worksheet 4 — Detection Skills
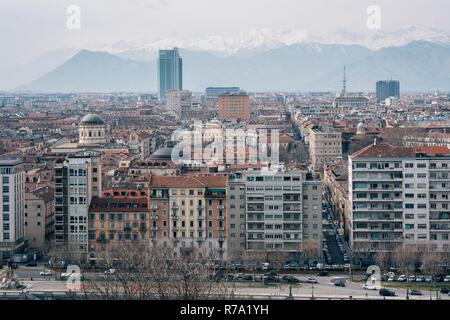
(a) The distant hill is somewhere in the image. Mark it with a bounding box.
[16,41,450,93]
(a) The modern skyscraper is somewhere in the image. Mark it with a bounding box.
[376,80,400,102]
[0,160,25,260]
[158,48,183,102]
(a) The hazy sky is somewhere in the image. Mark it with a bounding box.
[1,0,449,66]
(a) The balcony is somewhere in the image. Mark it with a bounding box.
[170,215,179,220]
[151,214,159,220]
[217,215,225,221]
[171,204,179,209]
[196,205,204,210]
[197,215,205,220]
[218,227,225,231]
[151,226,158,231]
[217,205,225,210]
[150,204,158,210]
[172,227,179,231]
[197,226,205,231]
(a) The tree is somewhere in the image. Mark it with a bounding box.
[420,245,441,290]
[81,243,234,300]
[392,244,417,280]
[374,251,391,276]
[301,241,320,267]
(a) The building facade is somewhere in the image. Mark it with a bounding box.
[218,92,250,121]
[158,48,183,102]
[309,129,342,172]
[24,186,54,251]
[54,152,102,254]
[349,142,450,254]
[165,90,192,119]
[0,160,25,260]
[376,80,400,102]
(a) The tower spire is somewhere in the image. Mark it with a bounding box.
[341,65,347,97]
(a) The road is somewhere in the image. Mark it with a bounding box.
[4,267,449,300]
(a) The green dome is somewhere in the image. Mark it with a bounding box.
[80,114,105,125]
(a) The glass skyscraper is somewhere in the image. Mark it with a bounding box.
[158,48,183,102]
[376,80,400,102]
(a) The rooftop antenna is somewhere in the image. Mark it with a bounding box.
[341,66,347,97]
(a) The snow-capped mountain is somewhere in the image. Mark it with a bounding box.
[82,26,450,61]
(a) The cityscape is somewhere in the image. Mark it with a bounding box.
[0,0,450,308]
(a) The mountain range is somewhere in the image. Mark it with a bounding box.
[16,39,450,93]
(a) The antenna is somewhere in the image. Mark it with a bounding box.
[341,66,347,97]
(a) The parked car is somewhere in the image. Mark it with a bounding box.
[379,288,396,296]
[408,275,416,282]
[410,289,422,296]
[439,288,449,294]
[306,277,317,284]
[397,275,407,282]
[262,262,270,271]
[236,273,245,280]
[40,270,54,276]
[444,276,450,282]
[387,276,396,282]
[243,275,253,281]
[317,271,329,276]
[25,261,37,267]
[435,275,444,283]
[424,276,433,283]
[227,274,235,281]
[334,281,346,287]
[362,274,370,282]
[363,284,377,290]
[416,276,425,282]
[104,268,116,275]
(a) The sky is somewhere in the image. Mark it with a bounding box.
[1,0,449,67]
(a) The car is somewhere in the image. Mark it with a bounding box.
[416,276,425,282]
[362,274,370,282]
[243,275,253,281]
[317,271,329,276]
[444,276,450,282]
[334,281,346,287]
[215,272,225,279]
[25,261,37,267]
[236,273,245,280]
[387,276,395,282]
[306,277,317,284]
[343,257,349,262]
[410,289,422,296]
[104,268,116,275]
[439,288,449,294]
[363,284,377,290]
[11,263,18,269]
[379,288,396,296]
[408,275,416,282]
[227,274,235,281]
[385,272,395,278]
[40,270,54,276]
[435,275,444,283]
[424,276,432,283]
[397,275,407,282]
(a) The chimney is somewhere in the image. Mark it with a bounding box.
[374,138,377,146]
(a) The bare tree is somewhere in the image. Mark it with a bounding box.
[392,244,417,280]
[301,241,319,268]
[420,245,441,289]
[374,251,391,276]
[82,243,234,300]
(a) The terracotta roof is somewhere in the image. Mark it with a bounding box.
[413,146,450,156]
[149,175,226,188]
[351,142,414,158]
[89,197,149,212]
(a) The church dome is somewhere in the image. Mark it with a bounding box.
[80,114,105,126]
[356,122,366,134]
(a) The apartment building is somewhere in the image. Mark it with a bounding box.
[54,152,102,254]
[165,90,192,120]
[88,197,150,254]
[226,172,246,261]
[0,160,25,260]
[218,92,250,121]
[244,167,322,261]
[309,128,342,172]
[349,142,450,254]
[24,186,54,251]
[148,176,227,259]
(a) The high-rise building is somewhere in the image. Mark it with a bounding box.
[54,152,101,253]
[309,128,342,172]
[376,80,400,102]
[349,142,450,254]
[218,92,250,121]
[0,160,25,260]
[165,90,192,120]
[243,168,322,261]
[158,48,183,102]
[206,87,240,97]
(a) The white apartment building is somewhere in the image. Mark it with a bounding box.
[244,167,322,261]
[349,142,450,254]
[0,160,25,260]
[165,90,192,120]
